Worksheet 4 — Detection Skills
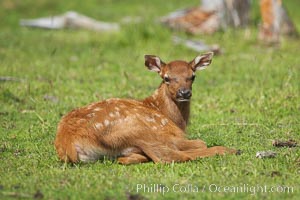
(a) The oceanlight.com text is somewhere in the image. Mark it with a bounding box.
[136,183,294,195]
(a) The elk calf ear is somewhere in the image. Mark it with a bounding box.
[190,52,214,71]
[144,55,165,73]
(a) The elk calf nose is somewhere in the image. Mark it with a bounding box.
[177,88,192,100]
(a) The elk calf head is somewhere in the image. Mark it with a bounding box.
[145,52,213,102]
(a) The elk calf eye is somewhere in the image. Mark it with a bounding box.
[164,76,170,83]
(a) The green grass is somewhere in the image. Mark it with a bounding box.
[0,0,299,199]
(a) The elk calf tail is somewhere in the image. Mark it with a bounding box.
[55,125,78,163]
[55,141,78,163]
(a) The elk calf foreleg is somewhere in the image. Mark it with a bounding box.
[137,142,192,163]
[175,139,207,151]
[183,146,237,160]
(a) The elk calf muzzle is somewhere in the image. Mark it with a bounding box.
[177,88,192,101]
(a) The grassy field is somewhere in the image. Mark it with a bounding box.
[0,0,299,199]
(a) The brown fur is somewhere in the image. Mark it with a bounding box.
[54,52,236,164]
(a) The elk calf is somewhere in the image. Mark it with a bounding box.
[55,52,236,164]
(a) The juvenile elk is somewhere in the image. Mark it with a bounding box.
[55,52,236,164]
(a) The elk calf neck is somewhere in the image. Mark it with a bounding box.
[55,52,236,164]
